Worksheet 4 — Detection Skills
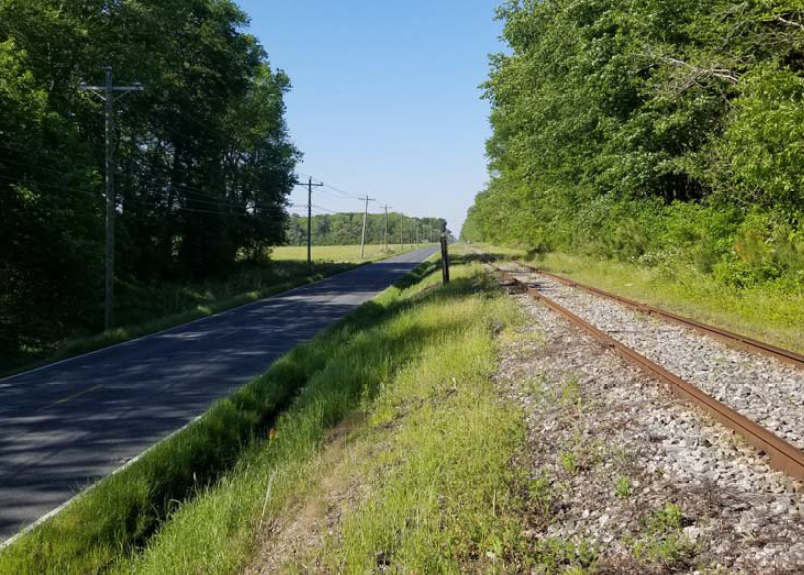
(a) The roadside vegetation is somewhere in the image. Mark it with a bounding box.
[1,241,434,378]
[462,0,804,326]
[0,256,437,575]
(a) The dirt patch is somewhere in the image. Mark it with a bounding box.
[243,413,369,575]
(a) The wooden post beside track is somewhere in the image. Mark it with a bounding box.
[440,234,450,285]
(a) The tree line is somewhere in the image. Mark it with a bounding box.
[0,0,298,360]
[463,0,804,288]
[285,213,447,247]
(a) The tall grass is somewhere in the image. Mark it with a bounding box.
[107,264,511,575]
[315,276,526,573]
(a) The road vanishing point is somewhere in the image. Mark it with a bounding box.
[0,247,438,543]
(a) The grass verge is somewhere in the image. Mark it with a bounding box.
[471,243,804,356]
[0,256,436,575]
[104,262,526,575]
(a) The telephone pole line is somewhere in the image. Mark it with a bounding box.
[305,177,324,266]
[79,66,143,331]
[382,205,392,252]
[359,195,376,259]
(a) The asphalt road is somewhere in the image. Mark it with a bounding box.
[0,247,437,543]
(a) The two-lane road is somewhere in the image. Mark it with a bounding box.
[0,247,437,542]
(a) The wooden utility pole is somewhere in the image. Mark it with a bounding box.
[79,67,143,331]
[440,233,450,285]
[306,177,323,266]
[359,195,375,259]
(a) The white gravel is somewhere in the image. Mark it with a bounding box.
[510,269,804,453]
[496,285,804,573]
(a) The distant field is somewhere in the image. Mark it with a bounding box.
[272,244,420,263]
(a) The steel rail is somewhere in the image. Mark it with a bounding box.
[492,266,804,483]
[516,263,804,370]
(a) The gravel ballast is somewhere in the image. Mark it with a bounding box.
[495,273,804,573]
[510,268,804,453]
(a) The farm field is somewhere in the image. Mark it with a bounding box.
[272,244,430,263]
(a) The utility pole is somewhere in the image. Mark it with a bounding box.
[80,67,143,331]
[306,177,324,266]
[382,205,391,252]
[359,195,375,259]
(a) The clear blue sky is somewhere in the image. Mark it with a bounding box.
[235,0,504,235]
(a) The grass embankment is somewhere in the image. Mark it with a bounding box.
[1,257,530,575]
[472,243,804,356]
[3,246,414,378]
[109,262,526,575]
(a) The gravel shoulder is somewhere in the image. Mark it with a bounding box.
[498,282,804,573]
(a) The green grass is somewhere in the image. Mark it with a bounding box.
[472,243,804,356]
[310,269,525,574]
[0,256,437,575]
[272,243,430,263]
[105,262,525,575]
[1,254,530,575]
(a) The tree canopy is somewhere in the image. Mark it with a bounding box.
[0,0,299,358]
[286,213,447,247]
[464,0,804,285]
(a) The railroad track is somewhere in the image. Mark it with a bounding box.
[481,256,804,483]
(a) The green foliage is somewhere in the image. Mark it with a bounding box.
[0,0,299,361]
[632,503,697,568]
[285,213,447,246]
[463,0,804,293]
[614,475,632,499]
[529,538,599,575]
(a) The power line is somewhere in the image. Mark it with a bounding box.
[79,66,144,331]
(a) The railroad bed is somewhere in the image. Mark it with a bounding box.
[489,260,804,483]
